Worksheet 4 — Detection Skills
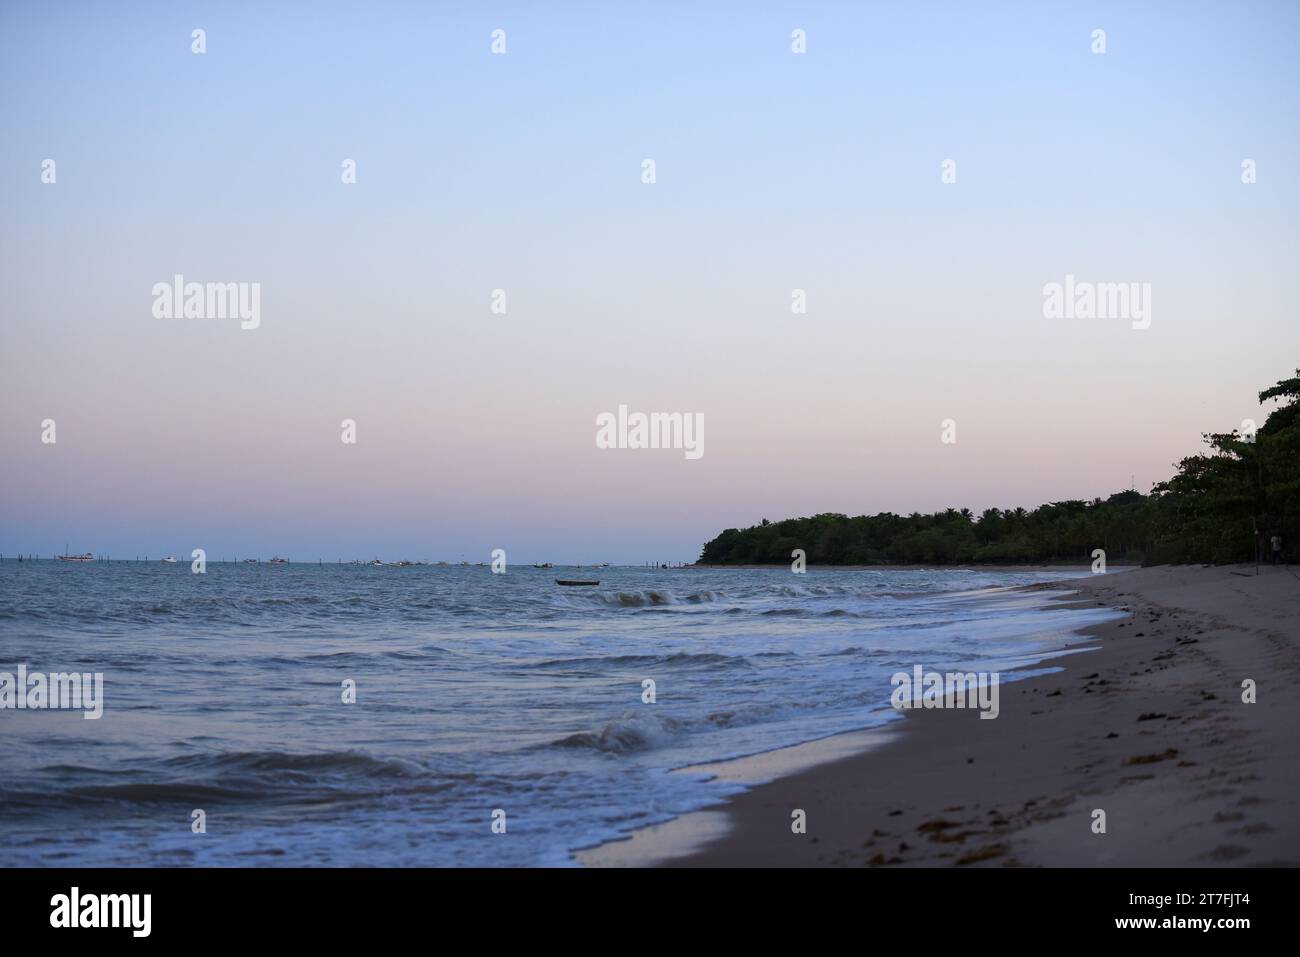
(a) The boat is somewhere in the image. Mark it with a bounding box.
[57,543,93,562]
[555,578,600,586]
[268,557,289,565]
[369,559,384,566]
[243,558,258,564]
[533,563,554,569]
[161,556,177,564]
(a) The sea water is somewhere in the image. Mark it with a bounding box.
[0,561,1121,866]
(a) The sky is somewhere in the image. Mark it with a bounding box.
[2,1,1298,564]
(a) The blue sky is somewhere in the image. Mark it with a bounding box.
[2,1,1298,562]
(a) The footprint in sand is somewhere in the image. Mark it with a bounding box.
[956,843,1008,865]
[1201,845,1249,861]
[1235,823,1273,835]
[1123,748,1179,765]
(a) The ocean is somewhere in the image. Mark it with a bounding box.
[0,561,1121,866]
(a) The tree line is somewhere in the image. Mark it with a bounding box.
[698,369,1299,567]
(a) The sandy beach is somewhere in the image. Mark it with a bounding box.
[582,564,1300,867]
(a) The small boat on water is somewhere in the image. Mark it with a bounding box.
[243,558,259,564]
[57,552,94,562]
[556,578,600,586]
[369,559,384,566]
[268,557,289,564]
[161,556,177,564]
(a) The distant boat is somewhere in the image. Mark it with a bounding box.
[395,560,415,567]
[533,563,554,569]
[243,558,259,564]
[268,557,289,565]
[56,552,94,562]
[556,578,599,586]
[160,556,177,564]
[369,559,384,566]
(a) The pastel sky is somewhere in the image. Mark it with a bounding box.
[2,1,1298,563]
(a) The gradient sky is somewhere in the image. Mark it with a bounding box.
[2,1,1298,563]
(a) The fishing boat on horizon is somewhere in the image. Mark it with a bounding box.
[56,551,94,562]
[268,557,289,565]
[160,556,177,563]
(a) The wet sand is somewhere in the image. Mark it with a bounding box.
[582,564,1300,867]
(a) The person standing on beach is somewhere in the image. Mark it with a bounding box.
[1271,533,1282,565]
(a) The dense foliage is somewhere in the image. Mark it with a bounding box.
[699,370,1300,567]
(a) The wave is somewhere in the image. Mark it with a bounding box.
[548,705,780,754]
[553,722,665,753]
[766,583,853,597]
[530,650,736,670]
[154,751,437,785]
[2,751,440,810]
[589,589,721,608]
[757,606,877,619]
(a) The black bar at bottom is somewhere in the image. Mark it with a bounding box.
[0,866,1279,942]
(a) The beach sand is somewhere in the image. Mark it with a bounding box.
[580,564,1300,867]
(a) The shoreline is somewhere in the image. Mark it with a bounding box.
[579,564,1300,867]
[686,561,1133,566]
[685,563,1141,573]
